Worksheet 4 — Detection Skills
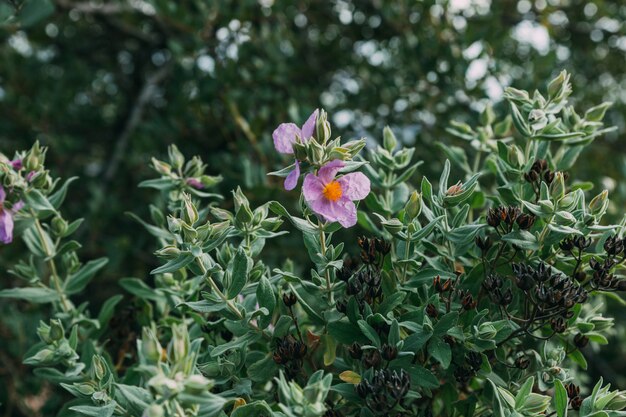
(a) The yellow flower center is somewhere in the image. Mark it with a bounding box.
[322,181,342,202]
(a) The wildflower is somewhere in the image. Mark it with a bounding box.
[272,109,318,190]
[10,159,22,170]
[186,178,204,189]
[0,186,24,244]
[302,160,370,228]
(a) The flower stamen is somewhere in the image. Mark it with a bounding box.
[322,181,342,202]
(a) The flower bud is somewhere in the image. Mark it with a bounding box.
[155,245,181,260]
[143,404,165,417]
[24,142,44,171]
[49,319,64,342]
[584,102,612,122]
[382,126,398,152]
[167,216,182,233]
[550,172,565,200]
[170,324,189,363]
[404,191,422,221]
[51,216,69,236]
[589,190,609,216]
[168,144,185,170]
[181,193,198,225]
[141,328,163,364]
[507,145,524,168]
[92,355,107,381]
[548,70,569,99]
[151,158,171,175]
[480,103,496,126]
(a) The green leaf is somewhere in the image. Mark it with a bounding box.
[150,252,194,274]
[49,177,79,209]
[515,376,535,409]
[358,320,381,347]
[227,248,250,298]
[256,276,275,329]
[119,278,164,301]
[269,201,316,233]
[554,379,568,417]
[408,366,440,389]
[17,0,54,28]
[69,403,115,417]
[64,258,108,295]
[0,287,59,303]
[428,337,451,368]
[24,189,56,218]
[211,331,260,357]
[126,212,173,241]
[501,230,539,250]
[97,295,124,328]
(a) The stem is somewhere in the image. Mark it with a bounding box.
[401,232,411,284]
[318,221,334,305]
[31,210,70,312]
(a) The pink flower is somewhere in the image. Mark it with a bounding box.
[0,186,24,244]
[303,160,370,228]
[272,109,318,191]
[186,178,204,189]
[10,159,22,170]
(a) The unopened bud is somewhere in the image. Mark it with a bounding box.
[181,193,198,225]
[589,190,609,216]
[383,126,398,152]
[168,145,185,170]
[404,191,422,221]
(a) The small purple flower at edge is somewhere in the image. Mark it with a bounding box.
[0,186,24,244]
[303,160,370,228]
[10,159,23,170]
[186,178,204,190]
[272,109,319,191]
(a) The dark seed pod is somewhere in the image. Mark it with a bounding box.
[566,383,580,399]
[516,213,536,230]
[283,292,297,307]
[570,396,583,410]
[348,342,363,359]
[426,303,439,318]
[381,344,398,361]
[574,333,589,348]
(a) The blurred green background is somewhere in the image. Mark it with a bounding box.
[0,0,625,416]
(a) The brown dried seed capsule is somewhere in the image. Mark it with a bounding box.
[283,292,297,307]
[348,342,363,359]
[515,356,530,369]
[574,333,589,348]
[426,303,439,318]
[570,396,583,410]
[381,344,398,361]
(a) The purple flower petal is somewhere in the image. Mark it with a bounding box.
[310,197,357,228]
[0,209,14,244]
[186,178,204,189]
[317,159,344,184]
[338,172,370,201]
[11,201,24,212]
[303,173,325,202]
[272,123,301,154]
[10,159,23,170]
[284,160,300,191]
[300,109,319,142]
[0,186,5,203]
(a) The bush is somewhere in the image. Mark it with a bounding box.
[1,71,625,417]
